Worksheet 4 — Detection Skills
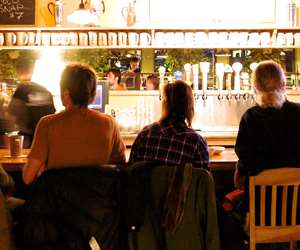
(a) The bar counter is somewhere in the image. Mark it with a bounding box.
[121,131,237,147]
[0,148,237,172]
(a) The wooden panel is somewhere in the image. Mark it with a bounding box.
[255,226,300,243]
[292,185,299,226]
[254,168,300,185]
[271,186,277,226]
[281,186,288,226]
[260,185,266,226]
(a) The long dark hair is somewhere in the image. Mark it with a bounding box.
[160,80,194,127]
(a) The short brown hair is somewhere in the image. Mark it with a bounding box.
[253,60,286,109]
[160,80,194,127]
[60,63,96,107]
[146,74,159,90]
[107,68,121,84]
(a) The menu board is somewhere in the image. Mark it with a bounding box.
[0,0,36,26]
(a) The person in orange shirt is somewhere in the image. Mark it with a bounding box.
[23,63,126,185]
[107,68,127,90]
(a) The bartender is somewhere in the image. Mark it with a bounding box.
[121,56,141,90]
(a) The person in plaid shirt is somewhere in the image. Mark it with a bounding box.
[129,80,209,169]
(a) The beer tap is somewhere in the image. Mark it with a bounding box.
[232,62,243,101]
[200,62,210,103]
[184,63,192,86]
[249,62,258,100]
[216,63,225,100]
[192,64,199,100]
[241,72,250,100]
[158,66,166,95]
[224,64,233,100]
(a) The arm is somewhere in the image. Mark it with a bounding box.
[109,122,126,164]
[24,117,49,184]
[0,166,14,195]
[194,137,209,169]
[22,158,45,185]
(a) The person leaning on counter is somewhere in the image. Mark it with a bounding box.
[8,59,56,148]
[234,60,300,213]
[129,80,209,169]
[23,63,126,185]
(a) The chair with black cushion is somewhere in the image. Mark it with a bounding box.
[15,165,125,250]
[249,168,300,250]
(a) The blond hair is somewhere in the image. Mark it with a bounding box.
[252,60,286,109]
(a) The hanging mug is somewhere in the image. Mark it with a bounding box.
[121,3,136,26]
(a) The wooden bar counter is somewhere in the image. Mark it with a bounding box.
[0,148,237,172]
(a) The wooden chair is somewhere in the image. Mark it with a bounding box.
[249,168,300,250]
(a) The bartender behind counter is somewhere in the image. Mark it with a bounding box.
[121,56,141,90]
[8,60,56,148]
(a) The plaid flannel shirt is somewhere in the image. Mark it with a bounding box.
[129,122,209,169]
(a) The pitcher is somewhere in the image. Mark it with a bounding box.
[48,0,63,26]
[122,3,136,26]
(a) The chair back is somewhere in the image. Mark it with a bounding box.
[249,167,300,250]
[0,190,15,250]
[126,163,221,250]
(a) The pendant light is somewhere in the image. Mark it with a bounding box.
[67,0,98,26]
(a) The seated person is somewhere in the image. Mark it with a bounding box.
[23,63,126,185]
[121,56,141,90]
[8,59,56,148]
[129,80,209,169]
[234,60,300,212]
[107,68,127,90]
[145,74,159,90]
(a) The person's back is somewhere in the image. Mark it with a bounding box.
[235,60,300,179]
[8,60,55,148]
[236,100,300,175]
[31,108,124,168]
[24,63,126,185]
[129,80,209,169]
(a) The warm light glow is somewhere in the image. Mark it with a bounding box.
[32,49,65,95]
[67,9,98,25]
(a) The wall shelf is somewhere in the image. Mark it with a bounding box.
[0,27,300,49]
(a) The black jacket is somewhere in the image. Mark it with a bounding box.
[16,166,123,250]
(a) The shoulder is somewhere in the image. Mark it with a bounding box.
[184,127,207,144]
[283,100,300,112]
[139,122,161,134]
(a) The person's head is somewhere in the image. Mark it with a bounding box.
[60,63,96,108]
[15,59,35,81]
[160,80,194,127]
[107,68,121,85]
[252,60,286,109]
[129,56,140,72]
[146,74,159,90]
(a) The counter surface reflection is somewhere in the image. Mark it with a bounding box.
[0,148,237,172]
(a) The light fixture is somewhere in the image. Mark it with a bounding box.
[67,0,98,26]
